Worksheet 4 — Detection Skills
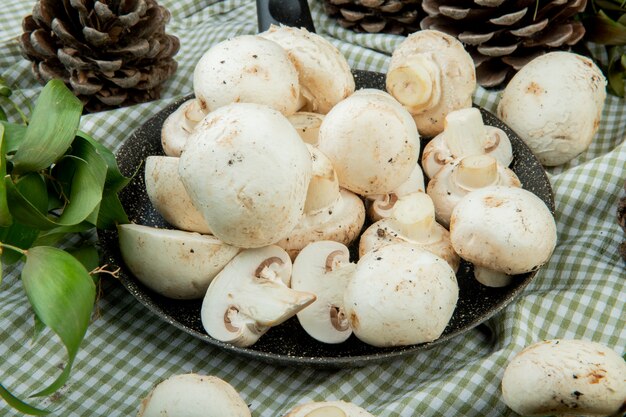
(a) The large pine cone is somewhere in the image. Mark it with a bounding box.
[421,0,587,87]
[19,0,180,112]
[322,0,423,35]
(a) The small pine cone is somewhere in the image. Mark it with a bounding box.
[19,0,180,112]
[420,0,587,88]
[322,0,423,35]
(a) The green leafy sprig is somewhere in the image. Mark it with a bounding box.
[0,79,129,414]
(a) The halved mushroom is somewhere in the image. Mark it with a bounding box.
[201,245,316,347]
[137,373,251,417]
[426,154,521,228]
[366,162,425,222]
[345,243,458,347]
[317,89,420,196]
[287,111,325,145]
[359,192,459,273]
[386,30,476,137]
[283,401,376,417]
[161,98,206,157]
[291,241,356,344]
[193,35,301,116]
[145,156,212,235]
[118,224,239,299]
[421,107,513,179]
[260,25,355,114]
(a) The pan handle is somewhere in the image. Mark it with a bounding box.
[256,0,316,33]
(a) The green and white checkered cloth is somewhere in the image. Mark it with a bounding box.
[1,1,624,415]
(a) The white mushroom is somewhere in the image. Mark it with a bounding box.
[450,186,557,280]
[201,245,316,347]
[497,51,606,166]
[421,107,513,179]
[359,192,459,273]
[501,339,626,416]
[426,154,521,228]
[366,162,425,222]
[317,89,420,196]
[161,98,206,157]
[137,373,251,417]
[386,30,476,137]
[291,241,356,344]
[345,243,458,347]
[287,111,325,145]
[179,103,312,248]
[117,224,239,300]
[260,25,355,114]
[144,156,212,235]
[283,401,376,417]
[193,35,300,116]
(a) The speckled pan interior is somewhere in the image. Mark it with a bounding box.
[98,70,555,368]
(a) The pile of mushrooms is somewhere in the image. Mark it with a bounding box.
[118,27,562,351]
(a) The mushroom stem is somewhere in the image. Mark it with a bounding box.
[474,266,513,287]
[453,155,499,190]
[444,108,487,157]
[304,145,340,214]
[386,54,441,110]
[391,192,441,244]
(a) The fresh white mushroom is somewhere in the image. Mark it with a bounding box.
[144,156,212,235]
[497,51,607,166]
[317,89,420,196]
[161,98,206,157]
[260,25,355,114]
[118,224,239,299]
[193,35,300,116]
[137,373,251,417]
[283,401,376,417]
[421,107,513,179]
[275,145,365,259]
[501,339,626,417]
[386,30,476,137]
[450,186,557,282]
[426,154,521,228]
[179,103,312,248]
[366,162,425,222]
[345,243,458,347]
[201,245,316,347]
[291,241,356,344]
[359,192,459,272]
[287,111,325,145]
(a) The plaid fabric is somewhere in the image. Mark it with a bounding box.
[1,1,624,416]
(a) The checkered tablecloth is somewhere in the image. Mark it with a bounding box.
[1,1,624,416]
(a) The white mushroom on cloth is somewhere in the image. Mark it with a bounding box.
[201,245,316,347]
[497,51,607,166]
[160,98,205,157]
[137,373,251,417]
[386,30,476,137]
[501,339,626,417]
[283,400,376,417]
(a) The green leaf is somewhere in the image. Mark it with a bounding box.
[95,193,129,229]
[21,246,96,397]
[32,222,93,247]
[0,222,39,265]
[11,80,82,175]
[607,46,626,96]
[67,245,100,275]
[1,120,27,155]
[584,11,626,45]
[1,125,11,227]
[0,384,49,415]
[76,131,129,192]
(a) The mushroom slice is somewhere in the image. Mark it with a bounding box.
[421,107,513,179]
[137,373,251,417]
[283,401,376,417]
[426,154,521,228]
[359,192,459,272]
[292,241,356,344]
[161,98,205,157]
[117,224,239,299]
[201,245,316,347]
[144,156,212,235]
[287,111,325,145]
[366,162,425,222]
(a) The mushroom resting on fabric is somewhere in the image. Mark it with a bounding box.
[282,401,376,417]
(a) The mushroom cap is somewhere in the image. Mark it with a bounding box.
[179,103,312,248]
[161,98,205,157]
[291,241,356,344]
[283,401,376,417]
[193,35,300,116]
[496,51,606,166]
[317,89,420,196]
[287,111,325,145]
[345,243,458,347]
[501,339,626,416]
[201,245,316,347]
[450,186,556,275]
[260,25,355,114]
[144,156,212,235]
[137,373,251,417]
[117,224,239,299]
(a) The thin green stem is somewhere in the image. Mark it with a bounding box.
[0,242,27,255]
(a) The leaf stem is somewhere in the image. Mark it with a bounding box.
[0,242,27,255]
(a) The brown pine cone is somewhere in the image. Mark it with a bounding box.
[322,0,422,35]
